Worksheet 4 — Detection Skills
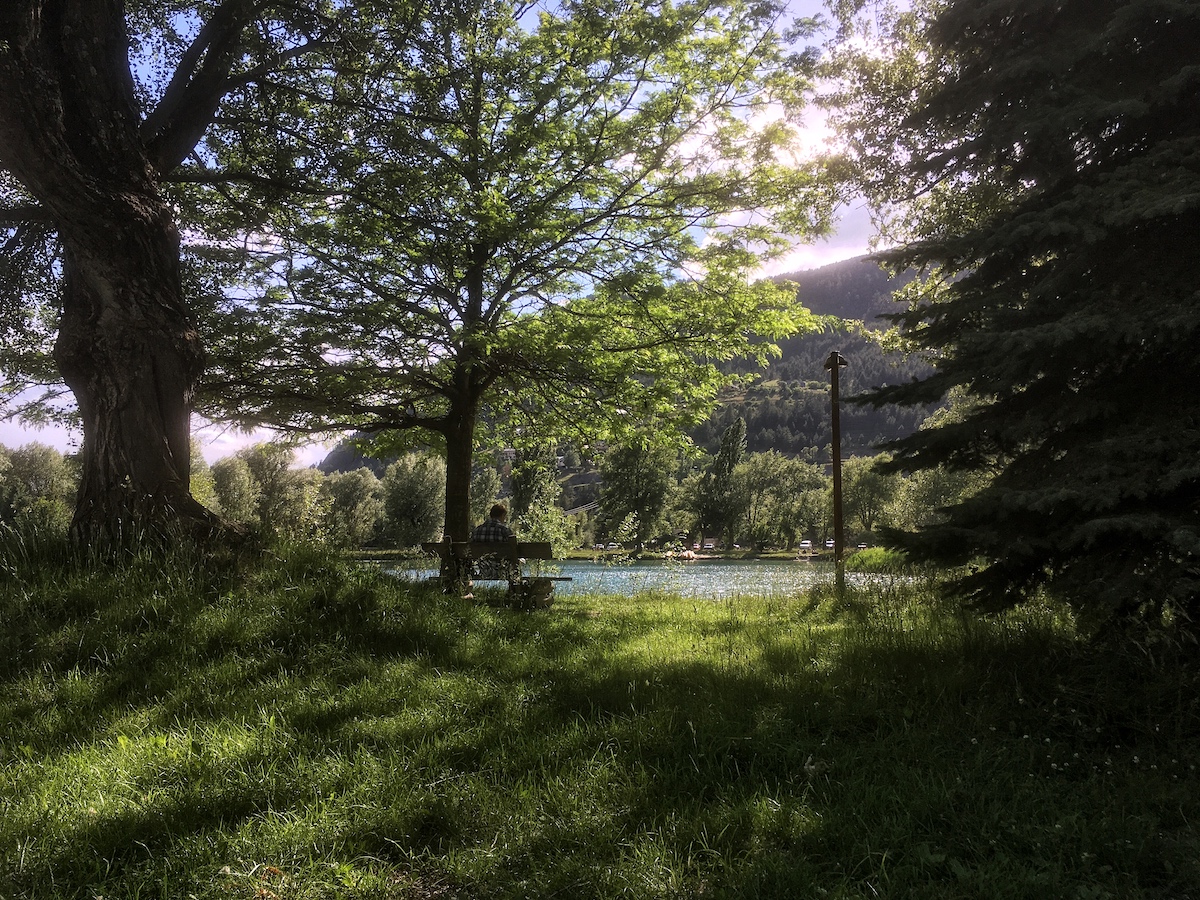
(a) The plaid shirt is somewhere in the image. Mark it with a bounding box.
[471,516,518,582]
[471,517,515,542]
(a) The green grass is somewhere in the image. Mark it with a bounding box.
[1,544,1197,899]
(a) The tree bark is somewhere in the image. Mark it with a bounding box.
[0,0,225,544]
[443,255,489,544]
[442,391,479,543]
[55,200,219,544]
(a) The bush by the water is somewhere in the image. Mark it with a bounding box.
[844,545,911,574]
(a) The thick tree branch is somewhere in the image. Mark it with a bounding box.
[141,0,259,173]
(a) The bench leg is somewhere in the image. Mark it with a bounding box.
[440,553,473,595]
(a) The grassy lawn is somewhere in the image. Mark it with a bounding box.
[1,546,1197,899]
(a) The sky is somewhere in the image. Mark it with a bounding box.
[0,0,876,467]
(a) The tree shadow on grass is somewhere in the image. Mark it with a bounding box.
[3,553,1199,899]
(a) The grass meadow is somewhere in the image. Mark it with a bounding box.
[1,543,1197,899]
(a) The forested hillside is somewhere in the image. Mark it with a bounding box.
[691,256,932,458]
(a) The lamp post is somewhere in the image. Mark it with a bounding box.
[825,350,848,595]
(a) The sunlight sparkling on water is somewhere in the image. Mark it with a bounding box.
[391,558,891,598]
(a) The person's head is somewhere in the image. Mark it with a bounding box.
[489,503,508,521]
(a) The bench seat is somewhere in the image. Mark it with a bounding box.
[420,541,573,582]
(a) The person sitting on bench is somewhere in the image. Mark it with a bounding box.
[472,502,515,542]
[471,503,519,582]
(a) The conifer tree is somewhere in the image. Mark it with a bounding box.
[831,0,1200,630]
[697,417,747,547]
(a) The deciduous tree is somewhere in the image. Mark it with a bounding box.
[238,442,322,538]
[204,0,832,541]
[319,466,384,548]
[381,454,446,548]
[696,417,747,546]
[0,441,76,534]
[600,439,676,550]
[211,454,258,525]
[0,1,340,544]
[841,454,897,534]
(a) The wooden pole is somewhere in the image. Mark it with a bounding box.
[825,351,848,596]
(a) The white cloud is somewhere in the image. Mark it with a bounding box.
[0,418,79,454]
[0,415,332,469]
[758,200,877,277]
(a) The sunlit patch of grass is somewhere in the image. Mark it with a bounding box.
[1,543,1197,898]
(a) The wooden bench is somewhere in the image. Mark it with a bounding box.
[420,540,571,607]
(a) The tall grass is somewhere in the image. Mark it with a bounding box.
[1,542,1196,899]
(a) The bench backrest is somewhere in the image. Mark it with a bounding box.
[421,541,554,561]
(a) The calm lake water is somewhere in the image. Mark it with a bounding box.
[391,557,883,598]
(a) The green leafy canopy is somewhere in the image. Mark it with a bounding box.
[200,0,834,457]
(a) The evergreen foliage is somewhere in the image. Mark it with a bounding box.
[831,0,1200,629]
[696,417,747,544]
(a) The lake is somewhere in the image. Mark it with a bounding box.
[391,557,884,598]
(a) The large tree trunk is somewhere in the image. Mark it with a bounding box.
[0,1,232,546]
[55,199,219,544]
[435,390,480,592]
[442,393,479,543]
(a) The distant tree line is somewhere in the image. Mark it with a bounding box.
[593,418,984,553]
[0,441,502,553]
[1,422,975,560]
